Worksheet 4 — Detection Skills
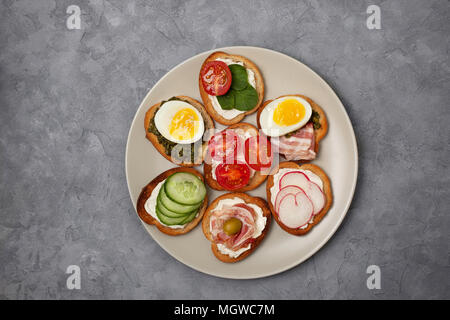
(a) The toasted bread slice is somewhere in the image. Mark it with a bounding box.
[199,51,265,125]
[203,122,268,192]
[136,167,208,236]
[266,162,333,236]
[256,94,328,157]
[144,96,214,167]
[202,192,271,263]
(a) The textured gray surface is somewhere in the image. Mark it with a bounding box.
[0,0,449,299]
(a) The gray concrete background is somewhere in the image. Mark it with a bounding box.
[0,0,449,299]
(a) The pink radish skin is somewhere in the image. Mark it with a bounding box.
[306,180,326,215]
[279,171,325,215]
[277,190,314,229]
[274,185,303,213]
[279,171,311,190]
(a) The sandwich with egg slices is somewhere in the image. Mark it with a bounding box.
[266,162,332,235]
[202,193,271,262]
[144,96,214,166]
[256,94,328,161]
[137,167,208,236]
[199,51,265,125]
[203,122,272,192]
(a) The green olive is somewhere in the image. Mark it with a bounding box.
[223,217,242,236]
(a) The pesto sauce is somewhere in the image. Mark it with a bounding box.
[311,110,321,130]
[148,97,197,163]
[284,111,321,138]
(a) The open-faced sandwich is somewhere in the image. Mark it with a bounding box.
[144,96,214,166]
[202,193,271,262]
[204,122,272,192]
[257,94,328,161]
[137,167,208,235]
[266,162,332,235]
[199,51,264,125]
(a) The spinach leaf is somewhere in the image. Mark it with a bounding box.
[217,89,235,110]
[234,85,258,111]
[228,64,248,91]
[216,63,258,111]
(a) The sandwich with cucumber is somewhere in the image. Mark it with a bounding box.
[137,167,208,235]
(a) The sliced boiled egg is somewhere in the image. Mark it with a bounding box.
[260,96,312,137]
[155,100,204,144]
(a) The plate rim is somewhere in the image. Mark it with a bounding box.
[125,46,359,279]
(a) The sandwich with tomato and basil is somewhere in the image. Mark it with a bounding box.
[199,51,265,125]
[203,122,273,192]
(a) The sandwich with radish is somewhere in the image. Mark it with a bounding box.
[266,162,332,235]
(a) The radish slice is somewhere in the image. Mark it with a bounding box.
[307,181,326,215]
[277,190,314,229]
[274,185,303,213]
[279,171,310,190]
[279,171,325,215]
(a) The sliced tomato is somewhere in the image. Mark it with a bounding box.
[215,162,251,190]
[200,61,232,96]
[244,135,273,171]
[208,130,241,162]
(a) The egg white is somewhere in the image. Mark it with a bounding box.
[155,100,204,144]
[260,96,312,137]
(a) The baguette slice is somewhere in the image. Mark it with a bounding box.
[203,122,268,192]
[202,192,271,263]
[144,96,214,167]
[266,162,333,236]
[199,51,265,125]
[136,167,208,236]
[256,94,328,158]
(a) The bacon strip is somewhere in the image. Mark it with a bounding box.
[271,122,316,161]
[210,203,257,250]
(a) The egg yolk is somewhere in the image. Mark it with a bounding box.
[169,108,199,140]
[273,99,306,126]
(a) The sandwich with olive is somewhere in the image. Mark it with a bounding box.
[202,193,271,263]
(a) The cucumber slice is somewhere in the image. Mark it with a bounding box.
[156,197,188,218]
[159,184,201,214]
[181,209,198,224]
[165,172,206,205]
[156,206,194,226]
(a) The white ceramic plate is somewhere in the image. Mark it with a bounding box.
[125,46,358,279]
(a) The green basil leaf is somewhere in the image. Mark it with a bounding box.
[228,64,248,91]
[217,89,235,110]
[234,85,258,111]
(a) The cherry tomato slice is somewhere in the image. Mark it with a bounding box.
[208,130,242,162]
[215,162,251,190]
[200,61,232,96]
[244,135,273,171]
